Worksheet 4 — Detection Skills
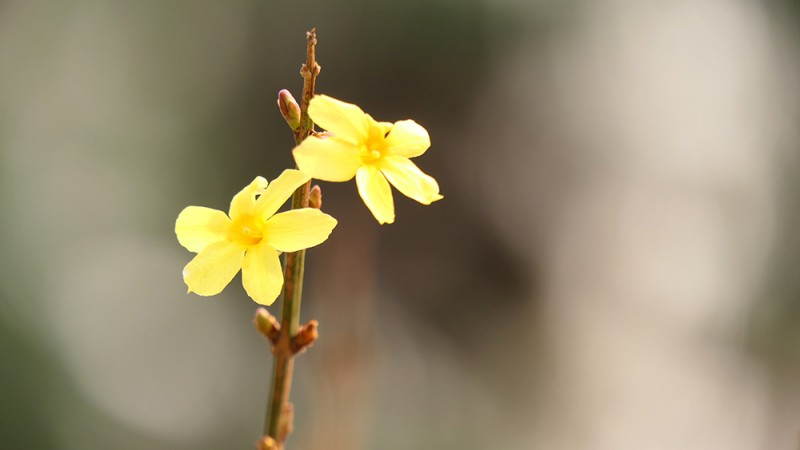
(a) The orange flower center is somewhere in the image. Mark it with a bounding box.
[228,214,264,247]
[360,124,390,165]
[361,148,383,164]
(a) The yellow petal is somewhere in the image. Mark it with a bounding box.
[241,241,284,305]
[293,136,362,182]
[229,176,268,220]
[254,169,310,219]
[183,240,244,296]
[356,165,395,224]
[175,206,231,252]
[368,115,394,136]
[385,120,430,158]
[308,95,369,144]
[379,156,443,205]
[263,208,338,252]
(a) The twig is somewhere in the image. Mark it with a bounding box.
[263,28,321,448]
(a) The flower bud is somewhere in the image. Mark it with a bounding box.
[277,89,301,130]
[308,185,322,209]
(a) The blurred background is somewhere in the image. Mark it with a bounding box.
[2,0,800,448]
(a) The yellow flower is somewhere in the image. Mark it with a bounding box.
[175,169,337,305]
[292,95,443,224]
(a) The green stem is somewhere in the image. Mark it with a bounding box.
[264,28,320,448]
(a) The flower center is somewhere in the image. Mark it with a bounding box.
[360,125,389,165]
[361,148,383,164]
[228,214,264,247]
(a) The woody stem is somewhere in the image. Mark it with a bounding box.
[263,28,320,448]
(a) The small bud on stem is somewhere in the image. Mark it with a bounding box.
[254,308,281,344]
[277,89,302,130]
[291,320,319,354]
[308,185,322,209]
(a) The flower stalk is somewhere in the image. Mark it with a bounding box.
[263,28,322,447]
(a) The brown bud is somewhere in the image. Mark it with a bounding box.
[308,185,322,209]
[277,89,301,130]
[291,320,319,354]
[253,308,280,343]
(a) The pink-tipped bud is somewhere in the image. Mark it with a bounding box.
[308,185,322,209]
[277,89,301,130]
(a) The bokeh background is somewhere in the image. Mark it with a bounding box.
[2,1,800,449]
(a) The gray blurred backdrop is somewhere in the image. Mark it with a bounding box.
[2,1,800,449]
